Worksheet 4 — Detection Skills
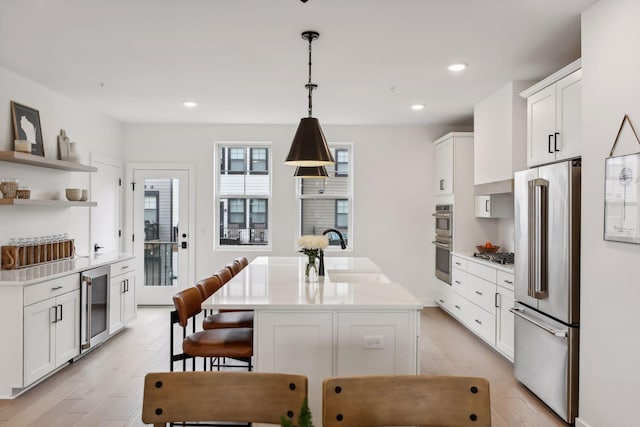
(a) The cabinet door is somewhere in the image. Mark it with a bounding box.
[24,299,55,385]
[434,138,454,195]
[55,290,80,366]
[109,276,124,334]
[555,70,582,161]
[496,288,515,360]
[527,84,556,167]
[475,195,491,218]
[122,271,136,325]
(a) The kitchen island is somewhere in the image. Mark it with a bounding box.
[201,256,423,418]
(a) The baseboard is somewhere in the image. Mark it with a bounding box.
[575,417,590,427]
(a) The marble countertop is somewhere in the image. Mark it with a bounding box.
[453,252,515,273]
[202,256,423,310]
[0,252,135,286]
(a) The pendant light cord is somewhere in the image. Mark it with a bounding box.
[306,35,317,118]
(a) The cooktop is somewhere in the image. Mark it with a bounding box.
[472,252,514,265]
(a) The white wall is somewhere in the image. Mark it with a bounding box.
[0,66,123,254]
[579,1,640,426]
[123,123,459,304]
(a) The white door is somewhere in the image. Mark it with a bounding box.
[131,167,193,305]
[91,155,122,254]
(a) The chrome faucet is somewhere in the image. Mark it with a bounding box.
[319,228,346,276]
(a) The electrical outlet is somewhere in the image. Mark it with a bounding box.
[363,335,384,349]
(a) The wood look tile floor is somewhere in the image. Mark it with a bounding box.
[0,307,568,426]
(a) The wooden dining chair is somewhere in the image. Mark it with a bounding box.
[142,371,308,426]
[322,375,491,427]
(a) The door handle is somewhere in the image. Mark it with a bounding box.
[554,132,560,152]
[528,178,549,299]
[548,134,553,154]
[181,241,188,249]
[510,307,567,337]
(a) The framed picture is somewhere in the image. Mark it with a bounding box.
[10,101,44,156]
[604,152,640,243]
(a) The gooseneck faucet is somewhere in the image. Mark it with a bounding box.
[319,228,347,276]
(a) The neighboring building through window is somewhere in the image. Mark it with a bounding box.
[298,145,352,248]
[216,144,271,247]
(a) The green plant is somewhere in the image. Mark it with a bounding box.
[280,397,314,427]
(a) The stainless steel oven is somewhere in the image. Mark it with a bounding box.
[433,204,452,238]
[433,204,453,283]
[80,265,110,353]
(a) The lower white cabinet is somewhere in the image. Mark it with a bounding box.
[23,276,80,386]
[439,254,515,361]
[109,261,136,334]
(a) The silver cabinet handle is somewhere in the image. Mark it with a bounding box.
[440,179,444,191]
[475,291,483,296]
[485,199,490,212]
[454,304,461,309]
[454,280,461,284]
[51,286,63,291]
[495,293,500,308]
[510,307,567,337]
[51,306,58,324]
[438,299,445,304]
[432,241,450,250]
[475,319,482,325]
[455,262,461,266]
[121,265,129,269]
[528,178,549,299]
[503,280,513,284]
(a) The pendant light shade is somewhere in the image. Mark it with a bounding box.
[293,165,328,178]
[285,30,335,167]
[285,117,334,166]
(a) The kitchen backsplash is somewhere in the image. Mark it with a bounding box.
[496,216,515,252]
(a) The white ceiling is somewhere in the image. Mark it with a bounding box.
[0,0,597,127]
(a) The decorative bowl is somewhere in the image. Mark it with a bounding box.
[65,188,83,201]
[476,245,500,253]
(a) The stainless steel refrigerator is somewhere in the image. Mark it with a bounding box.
[512,159,580,423]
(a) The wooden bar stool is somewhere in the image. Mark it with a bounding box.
[195,275,254,330]
[234,256,249,269]
[225,260,242,276]
[171,287,252,372]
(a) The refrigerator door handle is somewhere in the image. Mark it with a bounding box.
[528,178,549,299]
[510,307,567,337]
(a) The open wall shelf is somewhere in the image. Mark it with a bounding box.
[0,199,97,207]
[0,151,97,172]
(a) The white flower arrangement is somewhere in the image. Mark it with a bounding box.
[297,235,329,278]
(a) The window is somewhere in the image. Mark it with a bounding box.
[250,148,268,174]
[335,149,349,177]
[216,143,271,247]
[144,191,159,240]
[298,145,352,248]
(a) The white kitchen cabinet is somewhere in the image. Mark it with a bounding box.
[433,136,454,195]
[23,275,80,386]
[442,253,515,360]
[109,260,136,334]
[473,81,530,186]
[475,194,513,218]
[523,62,582,167]
[434,278,452,312]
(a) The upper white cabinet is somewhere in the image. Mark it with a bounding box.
[521,60,582,167]
[475,194,513,218]
[433,136,454,195]
[473,81,531,185]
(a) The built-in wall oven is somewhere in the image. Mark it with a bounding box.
[433,204,452,283]
[80,265,110,354]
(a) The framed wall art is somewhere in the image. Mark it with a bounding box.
[10,101,45,156]
[604,115,640,244]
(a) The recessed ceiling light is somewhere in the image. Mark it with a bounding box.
[448,63,467,72]
[411,104,425,111]
[183,101,197,108]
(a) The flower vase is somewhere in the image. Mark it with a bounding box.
[305,258,319,283]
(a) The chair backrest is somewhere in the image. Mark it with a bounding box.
[215,267,233,285]
[235,256,249,269]
[225,260,242,276]
[195,275,223,300]
[172,287,203,328]
[142,371,308,426]
[322,375,491,427]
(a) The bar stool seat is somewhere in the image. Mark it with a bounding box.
[183,327,253,359]
[203,310,254,330]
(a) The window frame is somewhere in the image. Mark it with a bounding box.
[335,148,349,177]
[249,147,269,175]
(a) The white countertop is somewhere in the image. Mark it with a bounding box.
[0,252,135,286]
[202,256,423,310]
[452,252,514,273]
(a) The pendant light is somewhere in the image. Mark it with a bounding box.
[285,30,335,167]
[294,165,328,178]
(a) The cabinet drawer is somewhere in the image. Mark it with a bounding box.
[448,291,468,323]
[451,268,467,296]
[466,302,496,345]
[451,255,467,271]
[466,276,496,315]
[497,270,514,291]
[24,274,80,306]
[110,259,135,277]
[435,280,452,311]
[467,260,497,283]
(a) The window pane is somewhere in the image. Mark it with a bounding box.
[301,198,349,246]
[229,147,246,172]
[250,148,268,172]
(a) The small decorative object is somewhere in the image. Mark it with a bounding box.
[1,234,74,270]
[0,178,19,199]
[10,101,44,156]
[297,234,328,282]
[604,114,640,244]
[80,189,89,201]
[16,187,31,199]
[476,242,500,253]
[68,141,80,162]
[14,139,32,153]
[65,188,83,201]
[58,129,71,160]
[280,397,314,427]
